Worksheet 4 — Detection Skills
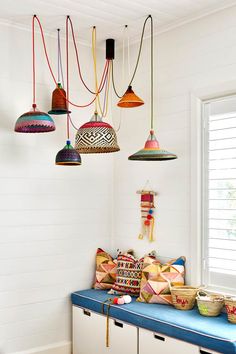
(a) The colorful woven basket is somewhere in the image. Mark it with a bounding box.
[197,291,224,317]
[171,286,199,310]
[225,297,236,324]
[15,109,55,133]
[75,114,120,154]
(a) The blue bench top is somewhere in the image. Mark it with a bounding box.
[71,289,236,354]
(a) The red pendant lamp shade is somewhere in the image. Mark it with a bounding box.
[48,83,71,115]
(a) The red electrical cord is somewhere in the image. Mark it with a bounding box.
[33,15,109,108]
[67,16,104,95]
[66,15,70,140]
[32,16,36,108]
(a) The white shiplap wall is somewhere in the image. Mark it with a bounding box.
[112,5,236,281]
[0,23,113,354]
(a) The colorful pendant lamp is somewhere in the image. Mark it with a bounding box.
[129,15,177,161]
[75,28,120,154]
[115,24,144,108]
[48,29,71,115]
[55,21,81,166]
[56,139,81,165]
[15,15,55,133]
[75,112,120,153]
[117,86,144,108]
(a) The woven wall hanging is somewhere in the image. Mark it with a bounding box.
[137,184,157,242]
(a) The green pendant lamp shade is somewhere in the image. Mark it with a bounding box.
[75,112,120,154]
[128,130,177,161]
[55,140,81,165]
[129,15,177,162]
[15,104,55,133]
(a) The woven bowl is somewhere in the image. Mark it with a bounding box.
[171,286,199,310]
[225,297,236,324]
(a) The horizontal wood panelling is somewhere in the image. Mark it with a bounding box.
[0,23,112,354]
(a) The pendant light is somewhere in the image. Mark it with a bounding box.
[115,24,145,108]
[48,29,71,115]
[55,18,81,166]
[15,15,55,133]
[75,28,120,154]
[75,111,120,153]
[129,15,177,161]
[117,85,144,108]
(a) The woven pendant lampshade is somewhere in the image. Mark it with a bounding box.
[48,83,71,115]
[55,140,81,165]
[75,112,120,154]
[15,104,55,133]
[128,130,177,161]
[117,86,144,108]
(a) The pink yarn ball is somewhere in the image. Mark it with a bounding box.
[123,295,132,304]
[117,298,125,305]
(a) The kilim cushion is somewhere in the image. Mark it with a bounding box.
[94,248,117,290]
[137,256,186,305]
[109,253,146,296]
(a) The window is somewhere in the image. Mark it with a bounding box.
[202,96,236,294]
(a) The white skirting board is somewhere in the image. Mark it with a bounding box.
[12,341,71,354]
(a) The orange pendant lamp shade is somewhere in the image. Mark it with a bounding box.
[48,83,71,115]
[117,86,144,108]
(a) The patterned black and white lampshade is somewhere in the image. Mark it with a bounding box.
[75,113,120,154]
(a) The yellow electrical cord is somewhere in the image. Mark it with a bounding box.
[92,26,111,118]
[92,27,103,116]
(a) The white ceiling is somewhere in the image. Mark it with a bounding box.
[1,0,236,45]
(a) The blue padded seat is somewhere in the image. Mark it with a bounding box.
[71,289,236,354]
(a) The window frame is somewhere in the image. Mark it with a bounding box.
[190,90,236,295]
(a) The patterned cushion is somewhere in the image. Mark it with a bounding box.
[109,253,145,296]
[94,248,117,290]
[137,256,186,305]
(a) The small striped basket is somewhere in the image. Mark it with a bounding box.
[225,297,236,324]
[197,291,224,317]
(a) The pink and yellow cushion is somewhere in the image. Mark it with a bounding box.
[137,256,186,305]
[93,248,117,290]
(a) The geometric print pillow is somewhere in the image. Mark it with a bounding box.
[137,256,186,305]
[93,248,117,290]
[109,252,146,296]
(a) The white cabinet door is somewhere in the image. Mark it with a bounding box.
[73,306,138,354]
[73,306,107,354]
[139,328,199,354]
[108,318,137,354]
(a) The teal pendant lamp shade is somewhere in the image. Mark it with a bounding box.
[15,16,55,134]
[129,15,177,162]
[128,130,177,161]
[15,104,55,133]
[55,140,81,165]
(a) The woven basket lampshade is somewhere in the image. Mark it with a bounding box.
[75,112,120,154]
[129,130,177,161]
[15,105,55,133]
[55,140,81,166]
[117,86,144,108]
[48,83,71,115]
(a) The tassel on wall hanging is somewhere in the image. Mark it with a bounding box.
[137,183,157,242]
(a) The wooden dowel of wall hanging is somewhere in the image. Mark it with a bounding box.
[136,190,158,196]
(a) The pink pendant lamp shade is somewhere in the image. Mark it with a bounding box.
[15,16,55,134]
[129,15,177,162]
